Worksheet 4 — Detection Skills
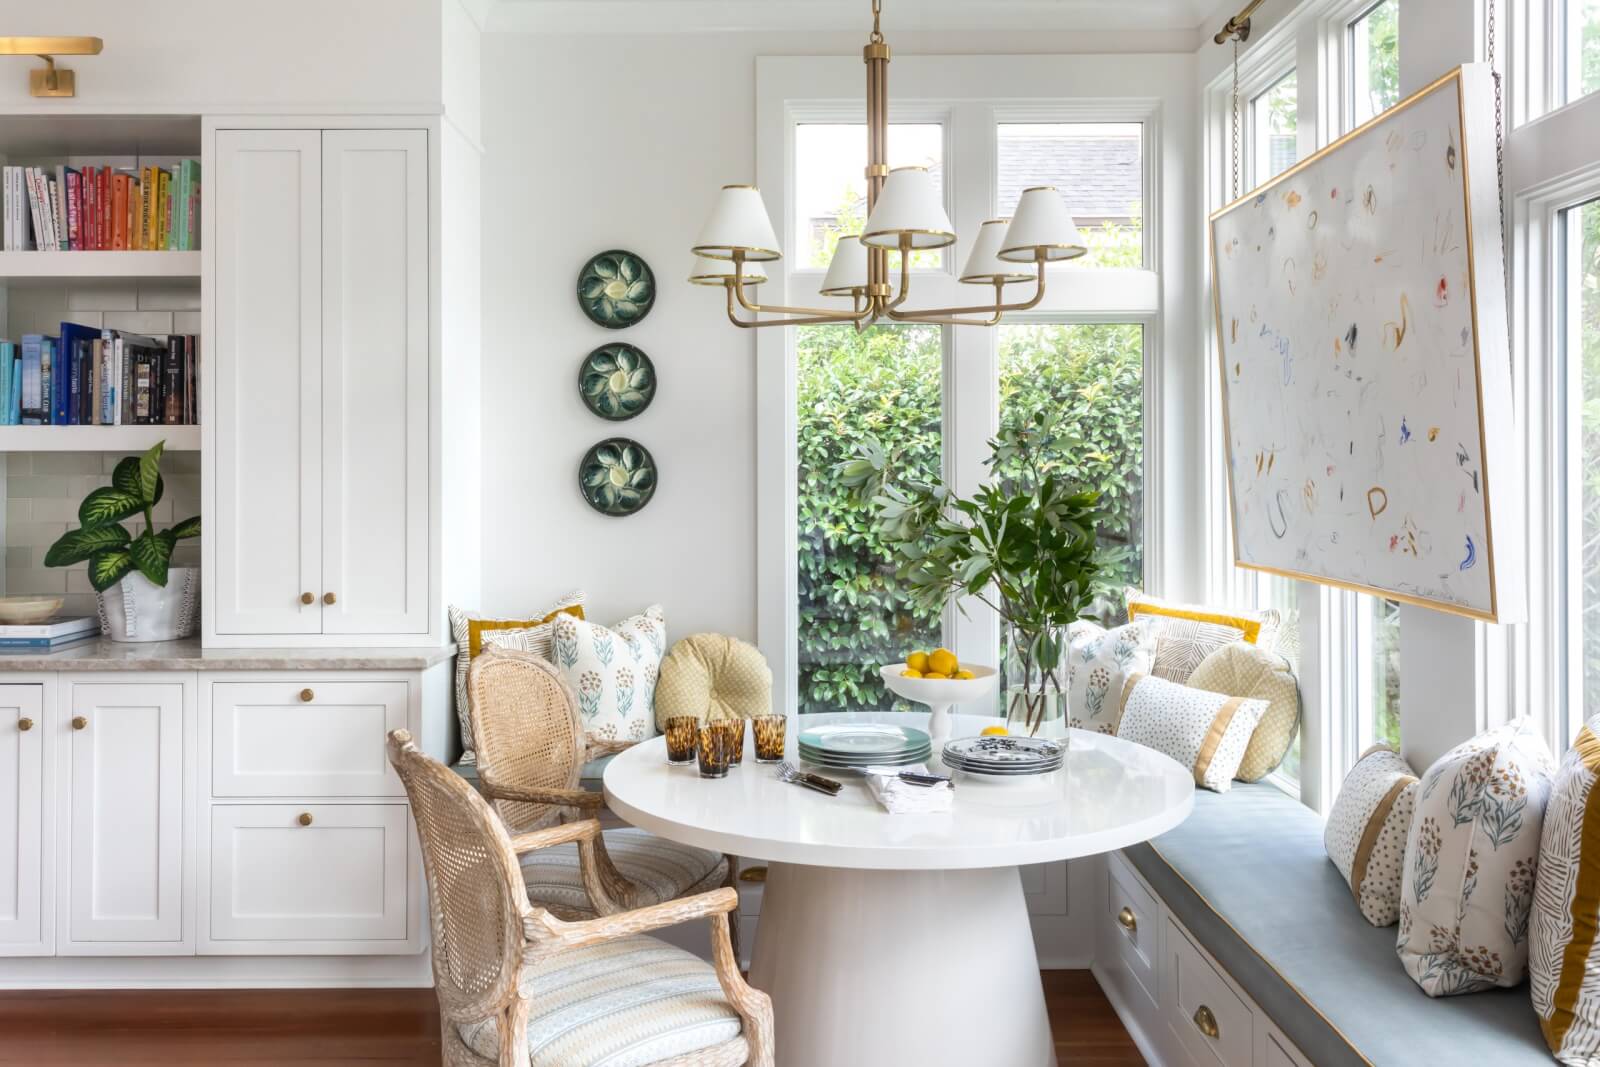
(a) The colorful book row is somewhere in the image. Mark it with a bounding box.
[0,326,198,427]
[1,161,200,252]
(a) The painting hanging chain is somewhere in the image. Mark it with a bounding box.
[1486,0,1506,252]
[1231,36,1241,200]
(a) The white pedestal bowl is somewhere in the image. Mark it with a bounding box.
[879,663,998,742]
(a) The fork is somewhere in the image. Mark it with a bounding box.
[777,760,843,795]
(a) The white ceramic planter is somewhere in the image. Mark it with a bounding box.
[97,567,200,643]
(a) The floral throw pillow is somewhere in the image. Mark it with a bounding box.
[1397,718,1555,996]
[1063,620,1156,734]
[549,605,666,745]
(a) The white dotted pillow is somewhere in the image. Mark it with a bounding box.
[1116,674,1268,793]
[1324,744,1418,927]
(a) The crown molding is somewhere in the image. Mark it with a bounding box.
[485,0,1215,35]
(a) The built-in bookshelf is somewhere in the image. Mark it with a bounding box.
[0,250,200,284]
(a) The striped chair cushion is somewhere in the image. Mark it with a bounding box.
[459,935,746,1066]
[520,827,726,915]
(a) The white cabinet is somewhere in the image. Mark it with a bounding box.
[0,686,47,954]
[210,127,431,642]
[58,680,192,953]
[209,679,407,797]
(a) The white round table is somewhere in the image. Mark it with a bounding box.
[604,712,1194,1067]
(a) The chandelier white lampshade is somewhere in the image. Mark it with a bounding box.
[959,219,1036,285]
[819,235,870,296]
[687,256,767,287]
[692,184,783,262]
[997,186,1088,262]
[860,166,957,250]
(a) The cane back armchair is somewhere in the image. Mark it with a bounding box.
[387,729,774,1067]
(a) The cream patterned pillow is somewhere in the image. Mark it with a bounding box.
[1063,620,1156,734]
[449,591,585,761]
[1187,642,1301,781]
[550,605,666,745]
[1116,674,1268,793]
[655,633,772,729]
[1325,745,1418,927]
[1532,715,1600,1062]
[1397,719,1555,996]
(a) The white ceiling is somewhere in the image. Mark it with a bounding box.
[485,0,1223,35]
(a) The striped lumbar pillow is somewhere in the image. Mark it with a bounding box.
[448,591,585,761]
[1324,744,1418,926]
[1532,715,1600,1060]
[1116,674,1267,793]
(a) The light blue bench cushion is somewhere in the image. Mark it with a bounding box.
[451,753,615,789]
[1122,781,1549,1067]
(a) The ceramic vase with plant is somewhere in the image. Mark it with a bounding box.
[841,410,1108,737]
[44,441,201,642]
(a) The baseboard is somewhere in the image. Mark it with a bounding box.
[1092,959,1172,1067]
[0,953,433,989]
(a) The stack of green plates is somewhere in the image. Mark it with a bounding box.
[797,722,932,771]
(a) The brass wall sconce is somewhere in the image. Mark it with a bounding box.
[0,36,104,98]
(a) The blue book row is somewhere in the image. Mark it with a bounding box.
[0,323,197,426]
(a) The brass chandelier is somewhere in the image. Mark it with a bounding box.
[688,0,1089,329]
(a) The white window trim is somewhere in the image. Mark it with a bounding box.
[754,53,1195,715]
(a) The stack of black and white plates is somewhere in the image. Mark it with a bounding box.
[798,722,932,772]
[942,735,1064,777]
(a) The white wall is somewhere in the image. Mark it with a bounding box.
[479,29,1200,639]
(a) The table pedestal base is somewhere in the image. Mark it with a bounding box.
[748,862,1056,1067]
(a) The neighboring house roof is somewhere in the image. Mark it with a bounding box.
[996,135,1141,221]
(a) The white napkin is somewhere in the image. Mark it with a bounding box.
[864,763,954,815]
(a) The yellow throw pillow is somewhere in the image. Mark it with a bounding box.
[1125,587,1278,647]
[1187,641,1301,781]
[449,591,585,759]
[655,633,773,730]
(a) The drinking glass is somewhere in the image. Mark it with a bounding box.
[752,715,787,763]
[716,717,747,765]
[664,715,699,765]
[697,724,731,778]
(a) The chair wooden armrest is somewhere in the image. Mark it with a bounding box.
[507,816,635,916]
[525,887,773,1066]
[481,781,604,811]
[584,737,636,761]
[507,818,603,856]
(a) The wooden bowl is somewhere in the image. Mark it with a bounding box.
[0,595,64,625]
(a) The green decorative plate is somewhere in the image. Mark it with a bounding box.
[577,249,656,329]
[579,343,656,420]
[579,438,657,516]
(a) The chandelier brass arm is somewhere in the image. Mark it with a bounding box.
[724,277,872,329]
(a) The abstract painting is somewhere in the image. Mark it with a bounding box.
[1210,65,1520,622]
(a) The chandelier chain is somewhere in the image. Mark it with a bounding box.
[870,0,884,43]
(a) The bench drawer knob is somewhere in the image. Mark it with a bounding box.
[298,812,314,827]
[1193,1005,1219,1039]
[1116,906,1137,934]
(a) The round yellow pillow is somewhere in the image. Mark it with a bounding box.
[654,633,773,730]
[1186,641,1300,782]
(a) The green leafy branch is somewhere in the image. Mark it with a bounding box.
[44,441,201,592]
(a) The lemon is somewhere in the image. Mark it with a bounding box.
[906,651,929,673]
[928,648,959,676]
[981,725,1009,736]
[954,669,975,680]
[922,671,950,680]
[900,668,923,678]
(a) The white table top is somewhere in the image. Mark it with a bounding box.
[603,712,1195,871]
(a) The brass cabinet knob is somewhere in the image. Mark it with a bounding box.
[298,812,313,826]
[299,688,314,702]
[17,717,33,731]
[1193,1005,1219,1039]
[323,592,337,605]
[738,866,768,884]
[71,715,88,730]
[301,592,315,605]
[1117,906,1138,934]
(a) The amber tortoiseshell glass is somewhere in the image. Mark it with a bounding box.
[752,715,787,763]
[665,716,699,765]
[714,717,747,765]
[697,725,732,778]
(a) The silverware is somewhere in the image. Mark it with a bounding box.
[896,770,952,789]
[777,760,842,796]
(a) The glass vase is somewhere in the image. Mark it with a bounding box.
[1004,624,1068,740]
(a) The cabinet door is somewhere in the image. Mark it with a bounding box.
[0,686,46,953]
[320,130,430,635]
[63,682,186,947]
[210,679,408,797]
[214,129,323,635]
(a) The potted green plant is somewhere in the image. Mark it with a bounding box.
[44,441,201,642]
[841,410,1111,737]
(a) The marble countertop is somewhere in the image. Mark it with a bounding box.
[0,637,456,672]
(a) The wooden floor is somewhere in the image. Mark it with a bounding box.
[0,970,1144,1065]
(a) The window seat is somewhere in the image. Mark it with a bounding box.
[1121,781,1548,1067]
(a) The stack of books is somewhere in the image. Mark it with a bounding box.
[0,616,98,652]
[2,160,200,252]
[0,324,198,426]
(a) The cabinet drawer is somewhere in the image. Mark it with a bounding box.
[211,681,407,796]
[1166,917,1253,1067]
[1105,852,1159,1008]
[208,804,409,944]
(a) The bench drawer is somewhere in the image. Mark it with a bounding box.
[211,680,407,796]
[1105,852,1159,1008]
[1165,916,1253,1067]
[207,804,410,945]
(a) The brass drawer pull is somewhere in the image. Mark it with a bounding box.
[301,592,315,605]
[71,715,88,730]
[1193,1004,1219,1039]
[300,688,314,702]
[323,592,337,605]
[738,866,768,884]
[17,717,33,731]
[1117,906,1137,934]
[298,812,314,826]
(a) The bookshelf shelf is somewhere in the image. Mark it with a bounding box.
[0,425,198,453]
[0,251,201,286]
